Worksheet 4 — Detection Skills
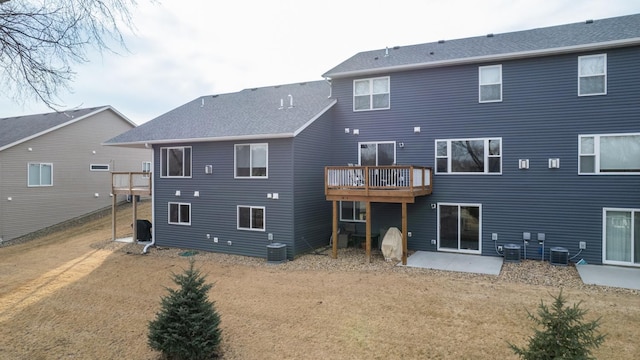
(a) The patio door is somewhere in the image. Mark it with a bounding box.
[359,142,395,166]
[603,209,640,266]
[438,203,481,254]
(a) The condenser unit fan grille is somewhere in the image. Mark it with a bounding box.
[266,243,287,264]
[504,244,521,262]
[550,247,569,266]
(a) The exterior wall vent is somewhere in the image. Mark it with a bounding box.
[504,243,521,262]
[550,247,569,266]
[548,158,560,169]
[266,243,287,264]
[518,159,529,169]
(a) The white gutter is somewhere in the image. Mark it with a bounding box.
[324,38,640,79]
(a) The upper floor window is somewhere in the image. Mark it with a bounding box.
[28,163,53,186]
[160,147,191,178]
[579,133,640,174]
[90,164,110,171]
[168,202,191,225]
[353,77,390,111]
[479,65,502,102]
[142,161,152,173]
[235,143,268,178]
[359,141,395,166]
[237,205,265,231]
[578,54,606,96]
[436,138,502,174]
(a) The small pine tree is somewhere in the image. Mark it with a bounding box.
[509,290,606,360]
[148,259,222,359]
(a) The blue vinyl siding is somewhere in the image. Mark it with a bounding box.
[153,139,295,258]
[292,110,334,256]
[329,46,640,264]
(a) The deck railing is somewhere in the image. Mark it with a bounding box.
[325,165,432,198]
[111,172,152,195]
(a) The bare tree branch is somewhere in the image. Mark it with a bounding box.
[0,0,145,110]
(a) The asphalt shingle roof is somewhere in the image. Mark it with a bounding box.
[323,13,640,78]
[0,106,108,150]
[105,80,335,145]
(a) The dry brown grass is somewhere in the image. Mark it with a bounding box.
[0,200,638,359]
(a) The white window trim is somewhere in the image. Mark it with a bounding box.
[160,146,192,178]
[234,143,269,179]
[436,202,482,255]
[579,133,640,175]
[435,138,502,175]
[237,205,266,231]
[168,202,191,226]
[339,201,366,223]
[353,76,390,112]
[27,162,53,187]
[602,207,640,267]
[142,161,152,178]
[90,164,110,172]
[578,54,607,97]
[478,64,502,103]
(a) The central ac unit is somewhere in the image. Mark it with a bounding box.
[504,244,521,262]
[266,243,287,264]
[550,247,569,266]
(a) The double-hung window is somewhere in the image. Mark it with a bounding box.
[235,143,268,178]
[578,54,606,96]
[237,205,265,231]
[579,133,640,174]
[160,147,191,178]
[436,138,502,174]
[479,65,502,102]
[28,163,53,186]
[168,202,191,225]
[353,77,390,111]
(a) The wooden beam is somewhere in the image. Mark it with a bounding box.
[332,200,338,259]
[402,202,408,265]
[365,201,371,263]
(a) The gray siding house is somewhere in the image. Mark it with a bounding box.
[105,81,336,259]
[108,14,640,267]
[323,14,640,267]
[0,106,151,242]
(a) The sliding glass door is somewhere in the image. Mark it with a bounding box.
[438,203,481,254]
[603,209,640,266]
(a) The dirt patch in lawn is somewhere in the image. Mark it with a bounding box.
[0,200,638,359]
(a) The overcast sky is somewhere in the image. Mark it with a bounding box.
[1,0,640,124]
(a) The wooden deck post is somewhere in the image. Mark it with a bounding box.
[332,200,338,259]
[402,202,408,265]
[365,201,372,263]
[111,192,117,241]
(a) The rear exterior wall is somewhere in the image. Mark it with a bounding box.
[152,138,296,259]
[328,46,640,264]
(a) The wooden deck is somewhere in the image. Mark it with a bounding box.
[325,165,432,203]
[325,165,433,265]
[111,172,152,196]
[110,172,152,243]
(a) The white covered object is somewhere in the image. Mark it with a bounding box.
[381,227,403,262]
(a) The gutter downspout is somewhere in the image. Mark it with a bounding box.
[143,146,156,254]
[324,77,332,98]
